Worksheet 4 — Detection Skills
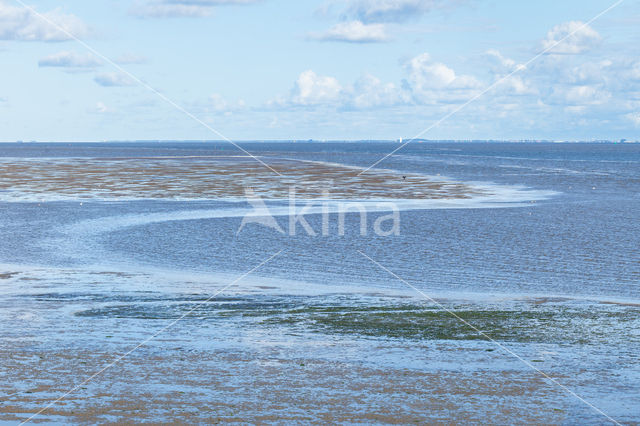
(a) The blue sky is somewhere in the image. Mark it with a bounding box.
[0,0,639,141]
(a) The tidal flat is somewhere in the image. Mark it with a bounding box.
[1,266,639,424]
[1,142,639,424]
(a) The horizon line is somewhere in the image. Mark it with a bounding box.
[1,139,637,144]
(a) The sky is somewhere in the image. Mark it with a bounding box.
[0,0,639,141]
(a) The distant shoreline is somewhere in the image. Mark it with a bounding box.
[1,139,638,144]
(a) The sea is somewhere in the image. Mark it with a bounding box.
[0,141,638,424]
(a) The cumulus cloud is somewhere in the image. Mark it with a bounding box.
[312,20,388,43]
[541,21,601,54]
[271,70,408,109]
[269,50,494,111]
[94,72,136,87]
[565,85,610,105]
[550,84,611,106]
[0,1,90,41]
[346,0,458,23]
[486,49,516,70]
[625,112,640,126]
[485,49,526,73]
[38,51,102,68]
[290,70,343,106]
[130,0,260,18]
[406,53,456,89]
[403,52,480,104]
[496,75,537,96]
[348,73,407,108]
[275,53,483,110]
[564,60,612,86]
[266,45,639,134]
[207,93,245,113]
[484,50,535,96]
[312,0,469,45]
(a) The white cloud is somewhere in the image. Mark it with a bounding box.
[272,70,407,109]
[312,20,388,43]
[276,53,485,111]
[290,70,343,106]
[209,93,229,111]
[38,51,102,68]
[484,50,535,96]
[94,72,136,87]
[403,52,480,104]
[348,73,406,108]
[274,52,486,111]
[314,1,471,46]
[405,53,456,89]
[207,93,245,113]
[265,43,638,136]
[551,84,611,106]
[130,3,211,18]
[631,62,640,80]
[567,60,612,84]
[625,112,640,126]
[0,1,89,41]
[565,85,608,105]
[541,21,601,54]
[498,75,536,96]
[346,0,458,23]
[486,49,516,70]
[485,49,525,72]
[130,0,260,18]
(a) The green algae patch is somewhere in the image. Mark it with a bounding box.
[266,309,556,343]
[72,295,640,345]
[263,305,640,344]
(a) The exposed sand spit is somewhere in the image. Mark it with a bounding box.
[0,156,480,201]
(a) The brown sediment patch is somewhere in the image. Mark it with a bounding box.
[93,271,146,278]
[0,157,484,200]
[0,348,569,424]
[527,297,573,305]
[0,272,19,279]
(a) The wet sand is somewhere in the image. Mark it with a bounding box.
[1,267,637,424]
[0,346,567,424]
[0,156,480,201]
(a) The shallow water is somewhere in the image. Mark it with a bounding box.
[0,142,639,423]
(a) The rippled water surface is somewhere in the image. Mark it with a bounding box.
[0,142,639,424]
